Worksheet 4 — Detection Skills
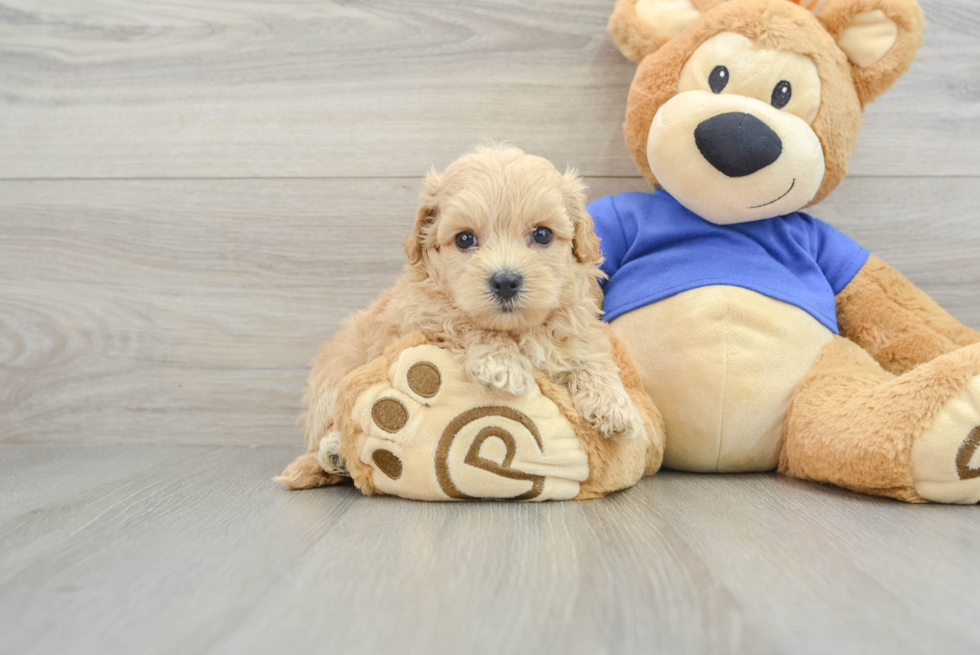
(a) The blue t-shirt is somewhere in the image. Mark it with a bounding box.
[588,190,869,334]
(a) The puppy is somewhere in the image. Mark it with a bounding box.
[281,145,646,488]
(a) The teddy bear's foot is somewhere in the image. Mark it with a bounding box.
[347,344,590,501]
[912,375,980,504]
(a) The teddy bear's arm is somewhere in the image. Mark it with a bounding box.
[836,256,980,375]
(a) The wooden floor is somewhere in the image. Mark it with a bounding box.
[1,1,979,653]
[2,445,980,655]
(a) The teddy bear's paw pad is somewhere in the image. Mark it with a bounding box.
[370,448,403,480]
[351,344,590,501]
[912,375,980,504]
[405,360,441,398]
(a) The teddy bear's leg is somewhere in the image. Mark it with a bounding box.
[779,338,980,504]
[837,256,980,375]
[607,330,666,476]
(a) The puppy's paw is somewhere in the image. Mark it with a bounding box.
[465,352,535,396]
[575,388,646,441]
[317,430,349,477]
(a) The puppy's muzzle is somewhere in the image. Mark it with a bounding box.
[489,270,523,301]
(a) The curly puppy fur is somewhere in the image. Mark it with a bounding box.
[278,145,647,489]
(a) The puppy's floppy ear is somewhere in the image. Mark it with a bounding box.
[405,205,436,266]
[608,0,717,62]
[560,169,603,266]
[817,0,925,106]
[404,168,442,266]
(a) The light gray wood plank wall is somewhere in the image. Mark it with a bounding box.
[0,0,977,178]
[0,6,977,440]
[2,177,978,445]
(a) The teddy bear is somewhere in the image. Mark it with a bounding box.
[289,330,664,501]
[592,0,980,503]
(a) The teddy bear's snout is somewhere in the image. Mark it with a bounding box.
[694,112,783,178]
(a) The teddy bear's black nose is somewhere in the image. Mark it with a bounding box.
[489,270,523,300]
[694,112,783,178]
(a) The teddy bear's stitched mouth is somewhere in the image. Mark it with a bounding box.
[748,178,796,209]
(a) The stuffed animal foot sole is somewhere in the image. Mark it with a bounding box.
[287,331,666,501]
[912,374,980,504]
[344,344,591,501]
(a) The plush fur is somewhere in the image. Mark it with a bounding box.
[279,145,654,490]
[328,330,665,500]
[781,338,980,502]
[817,0,925,105]
[616,0,875,205]
[604,0,980,503]
[837,256,980,375]
[550,330,666,498]
[608,0,720,61]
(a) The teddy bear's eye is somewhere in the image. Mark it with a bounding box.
[771,80,792,109]
[455,231,477,250]
[708,66,729,94]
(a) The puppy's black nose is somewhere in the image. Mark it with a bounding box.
[489,271,523,300]
[694,112,782,178]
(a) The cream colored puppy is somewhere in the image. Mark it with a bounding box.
[291,145,647,487]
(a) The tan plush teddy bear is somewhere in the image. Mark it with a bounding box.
[593,0,980,503]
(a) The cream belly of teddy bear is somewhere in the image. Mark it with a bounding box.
[611,285,834,472]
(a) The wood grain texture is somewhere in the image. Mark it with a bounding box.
[0,0,977,179]
[1,444,978,655]
[2,177,977,446]
[1,2,978,654]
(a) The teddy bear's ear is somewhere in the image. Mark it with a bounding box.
[817,0,925,105]
[608,0,717,62]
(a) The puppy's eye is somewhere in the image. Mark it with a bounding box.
[454,231,477,250]
[771,80,792,109]
[709,66,729,94]
[531,226,553,246]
